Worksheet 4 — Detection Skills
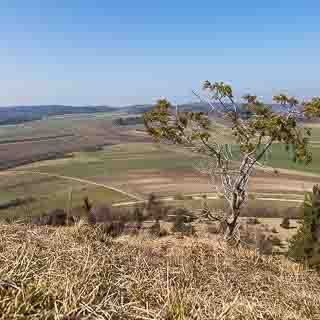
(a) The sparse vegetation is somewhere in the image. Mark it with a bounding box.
[280,217,291,229]
[171,215,194,235]
[0,81,319,320]
[144,81,320,239]
[1,223,319,319]
[289,184,320,268]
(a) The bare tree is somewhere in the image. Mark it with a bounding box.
[144,81,320,240]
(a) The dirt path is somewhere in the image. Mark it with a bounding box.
[112,194,303,207]
[0,169,305,207]
[0,134,75,146]
[3,169,143,201]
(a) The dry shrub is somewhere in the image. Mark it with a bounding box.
[97,221,126,238]
[149,221,170,237]
[132,206,144,224]
[149,220,161,236]
[171,222,195,236]
[207,223,220,234]
[245,217,261,225]
[280,217,290,229]
[83,196,92,213]
[3,213,28,225]
[256,233,273,255]
[88,205,123,224]
[1,224,319,319]
[239,225,257,247]
[171,212,195,236]
[31,209,79,226]
[159,227,170,237]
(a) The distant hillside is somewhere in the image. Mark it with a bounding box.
[0,105,119,125]
[119,104,153,114]
[0,102,310,126]
[122,102,282,113]
[122,102,310,122]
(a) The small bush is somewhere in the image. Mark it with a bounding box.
[4,214,25,225]
[289,185,320,268]
[245,217,260,225]
[240,226,256,246]
[280,217,290,229]
[83,196,92,213]
[149,220,161,236]
[207,223,220,234]
[88,205,131,224]
[133,207,145,224]
[145,193,168,220]
[31,209,77,226]
[171,216,195,236]
[97,221,126,238]
[159,226,170,237]
[257,234,273,255]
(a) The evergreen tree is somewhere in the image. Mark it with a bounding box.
[289,185,320,268]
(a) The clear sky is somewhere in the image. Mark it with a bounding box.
[1,0,319,106]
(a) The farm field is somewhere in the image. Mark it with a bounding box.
[0,112,151,170]
[1,114,320,225]
[0,171,132,219]
[0,140,317,220]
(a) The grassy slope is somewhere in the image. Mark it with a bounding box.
[0,112,125,142]
[0,224,319,320]
[0,137,314,219]
[15,143,198,179]
[1,118,320,219]
[0,172,131,219]
[0,144,197,218]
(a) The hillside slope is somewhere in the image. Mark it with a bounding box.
[0,224,319,319]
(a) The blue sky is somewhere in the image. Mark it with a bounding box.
[0,0,319,106]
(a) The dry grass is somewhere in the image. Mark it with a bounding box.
[0,223,320,320]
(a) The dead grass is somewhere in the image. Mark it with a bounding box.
[0,224,320,319]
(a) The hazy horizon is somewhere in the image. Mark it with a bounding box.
[1,1,320,106]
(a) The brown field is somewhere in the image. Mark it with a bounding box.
[101,166,319,198]
[0,116,151,170]
[0,116,318,237]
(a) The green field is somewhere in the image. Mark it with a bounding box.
[1,117,320,220]
[1,135,317,220]
[0,143,198,219]
[16,143,198,179]
[214,123,320,175]
[0,111,126,142]
[262,143,320,174]
[0,171,132,219]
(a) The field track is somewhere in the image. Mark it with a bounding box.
[112,195,303,207]
[2,169,143,201]
[0,134,75,146]
[0,169,304,208]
